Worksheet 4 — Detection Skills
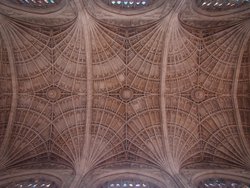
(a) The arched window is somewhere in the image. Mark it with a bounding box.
[9,0,60,8]
[102,0,155,9]
[1,178,58,188]
[196,0,250,10]
[98,178,160,188]
[198,178,250,188]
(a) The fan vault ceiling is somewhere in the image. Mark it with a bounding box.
[0,0,250,187]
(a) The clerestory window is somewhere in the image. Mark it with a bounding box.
[98,179,160,188]
[9,0,60,8]
[102,0,154,9]
[197,0,250,10]
[198,178,250,188]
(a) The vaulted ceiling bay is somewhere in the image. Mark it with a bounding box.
[0,0,250,187]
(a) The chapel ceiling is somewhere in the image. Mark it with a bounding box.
[0,0,250,187]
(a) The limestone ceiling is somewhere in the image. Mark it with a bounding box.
[0,0,250,187]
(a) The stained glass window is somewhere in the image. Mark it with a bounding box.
[198,178,250,188]
[197,0,250,10]
[98,179,160,188]
[102,0,154,9]
[9,0,60,8]
[1,178,58,188]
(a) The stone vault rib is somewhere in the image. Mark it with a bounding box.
[0,17,18,168]
[232,21,250,164]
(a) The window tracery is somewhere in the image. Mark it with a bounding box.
[197,0,250,10]
[198,178,250,188]
[2,178,58,188]
[102,0,154,9]
[9,0,60,8]
[98,179,160,188]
